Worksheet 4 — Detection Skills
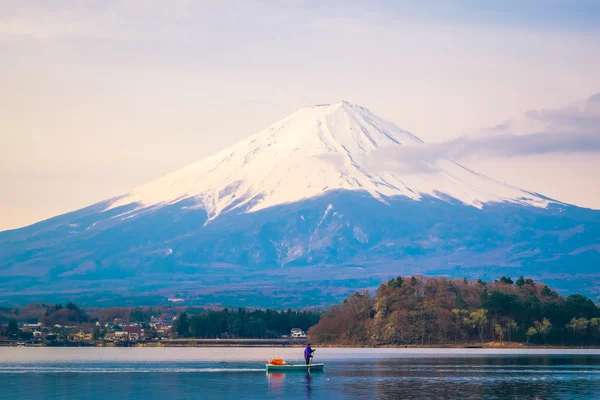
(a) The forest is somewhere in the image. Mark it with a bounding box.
[308,276,600,346]
[173,308,320,338]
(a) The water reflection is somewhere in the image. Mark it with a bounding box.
[267,372,285,393]
[267,370,316,399]
[305,371,312,399]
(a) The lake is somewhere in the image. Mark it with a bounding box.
[2,347,600,399]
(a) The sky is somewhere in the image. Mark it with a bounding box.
[1,0,600,231]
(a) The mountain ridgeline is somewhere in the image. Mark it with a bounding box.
[0,101,599,306]
[308,276,600,346]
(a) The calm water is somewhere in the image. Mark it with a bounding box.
[2,348,600,399]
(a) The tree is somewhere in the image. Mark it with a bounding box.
[388,276,404,289]
[515,276,525,287]
[17,330,33,340]
[185,308,320,339]
[65,302,81,312]
[494,323,505,344]
[566,317,589,343]
[533,318,552,343]
[173,312,191,337]
[42,302,88,325]
[565,294,598,319]
[338,291,372,343]
[45,304,63,316]
[506,320,518,342]
[465,309,488,342]
[451,309,469,343]
[484,292,518,318]
[498,276,514,285]
[526,326,537,344]
[590,318,600,344]
[93,328,103,341]
[541,286,558,298]
[130,307,148,323]
[5,320,19,336]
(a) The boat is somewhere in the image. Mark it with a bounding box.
[266,363,324,372]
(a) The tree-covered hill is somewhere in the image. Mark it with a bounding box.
[308,276,600,346]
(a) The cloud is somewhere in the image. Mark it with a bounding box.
[367,93,600,173]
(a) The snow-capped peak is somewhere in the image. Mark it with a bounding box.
[107,101,550,220]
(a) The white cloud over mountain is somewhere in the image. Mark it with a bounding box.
[369,93,600,174]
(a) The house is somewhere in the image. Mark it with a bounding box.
[290,328,306,338]
[113,331,129,340]
[155,324,171,335]
[124,325,143,341]
[105,326,124,341]
[71,331,93,342]
[21,323,42,330]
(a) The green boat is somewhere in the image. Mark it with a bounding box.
[266,363,324,372]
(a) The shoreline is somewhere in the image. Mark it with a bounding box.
[2,340,599,349]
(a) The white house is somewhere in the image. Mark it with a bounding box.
[290,328,306,338]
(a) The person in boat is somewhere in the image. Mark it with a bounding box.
[304,343,315,365]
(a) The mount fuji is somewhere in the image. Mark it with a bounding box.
[107,101,549,218]
[1,102,599,307]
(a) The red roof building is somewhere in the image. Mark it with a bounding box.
[124,326,142,334]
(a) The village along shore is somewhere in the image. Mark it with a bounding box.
[2,276,599,349]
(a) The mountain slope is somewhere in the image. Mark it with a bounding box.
[1,101,598,307]
[107,101,549,223]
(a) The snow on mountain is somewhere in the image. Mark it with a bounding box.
[108,101,550,222]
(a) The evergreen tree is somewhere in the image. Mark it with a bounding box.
[173,312,191,337]
[6,320,19,336]
[541,285,558,298]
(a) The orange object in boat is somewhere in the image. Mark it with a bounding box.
[268,358,287,365]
